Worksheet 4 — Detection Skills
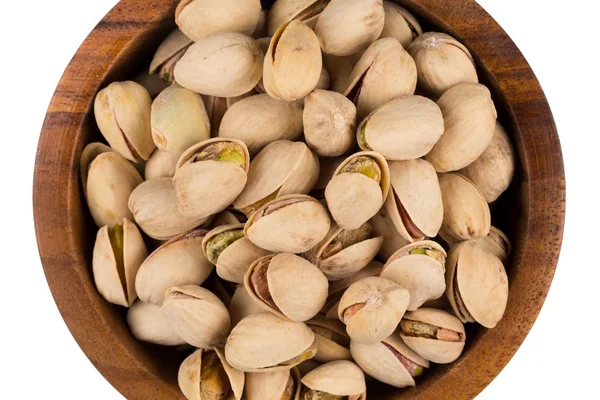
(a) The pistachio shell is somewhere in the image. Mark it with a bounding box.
[245,368,301,400]
[302,361,366,397]
[474,226,511,263]
[306,315,351,363]
[144,149,178,180]
[315,0,385,56]
[379,1,422,48]
[175,33,263,97]
[268,0,328,36]
[370,203,411,261]
[80,142,112,199]
[322,53,361,94]
[229,285,266,329]
[150,28,193,75]
[425,83,497,172]
[176,0,262,41]
[127,300,186,346]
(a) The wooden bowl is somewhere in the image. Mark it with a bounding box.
[33,0,565,399]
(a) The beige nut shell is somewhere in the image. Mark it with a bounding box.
[244,368,301,400]
[307,315,352,363]
[150,28,193,74]
[301,360,366,397]
[127,300,186,346]
[144,149,178,180]
[379,1,422,48]
[229,285,266,329]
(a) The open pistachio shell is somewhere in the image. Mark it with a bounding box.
[474,226,511,264]
[323,261,382,316]
[306,315,351,363]
[381,241,446,311]
[408,32,478,97]
[135,228,213,305]
[322,53,362,94]
[219,94,304,156]
[344,38,418,121]
[338,276,409,344]
[301,361,366,399]
[384,159,443,242]
[380,1,422,48]
[438,173,491,242]
[127,300,186,346]
[425,83,497,172]
[80,142,112,199]
[94,81,155,162]
[175,33,263,97]
[245,254,329,322]
[370,204,411,261]
[225,312,317,373]
[245,367,301,400]
[267,0,328,36]
[93,219,147,307]
[149,28,193,82]
[144,149,178,180]
[325,151,391,230]
[263,20,322,101]
[229,285,266,329]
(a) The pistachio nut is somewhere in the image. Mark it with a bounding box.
[151,85,210,156]
[219,94,304,156]
[175,0,262,41]
[350,333,429,388]
[325,151,391,230]
[379,1,422,48]
[144,149,178,180]
[245,253,329,322]
[203,91,255,137]
[306,315,351,363]
[173,138,250,218]
[203,224,271,284]
[380,241,447,311]
[135,228,213,305]
[344,38,418,121]
[127,300,186,346]
[322,53,361,94]
[383,159,443,242]
[80,142,113,199]
[357,95,443,161]
[175,33,263,97]
[212,210,248,227]
[149,28,193,83]
[310,156,345,200]
[446,241,509,328]
[253,9,269,38]
[369,206,411,261]
[94,81,155,162]
[134,69,171,98]
[425,83,497,172]
[93,219,147,307]
[234,140,320,217]
[178,348,245,400]
[225,312,317,373]
[399,308,466,364]
[263,20,322,101]
[338,276,410,344]
[301,361,366,400]
[323,261,382,316]
[304,90,357,157]
[459,122,516,203]
[245,194,330,253]
[438,173,491,242]
[229,285,266,329]
[315,0,385,56]
[408,32,478,97]
[245,368,301,400]
[474,226,511,264]
[267,0,330,36]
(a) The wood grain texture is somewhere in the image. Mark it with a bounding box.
[33,0,565,399]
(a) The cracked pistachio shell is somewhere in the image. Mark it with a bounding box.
[380,1,422,48]
[203,91,255,137]
[322,53,361,94]
[127,300,186,346]
[225,312,317,372]
[350,333,429,388]
[474,226,511,263]
[358,95,443,161]
[325,151,391,230]
[93,219,147,307]
[162,285,231,348]
[174,138,250,218]
[306,315,351,363]
[151,85,210,156]
[144,149,178,180]
[408,32,478,97]
[459,122,516,203]
[219,94,304,156]
[446,241,508,328]
[304,90,357,157]
[344,38,417,121]
[234,141,319,216]
[370,203,411,261]
[135,228,213,305]
[149,28,193,81]
[425,83,497,172]
[381,241,446,311]
[245,254,329,322]
[86,151,143,227]
[175,33,263,97]
[316,0,384,56]
[301,361,366,398]
[178,348,244,400]
[324,261,383,315]
[80,142,112,199]
[176,0,262,41]
[229,285,266,329]
[438,173,491,242]
[338,277,409,344]
[384,159,443,242]
[203,224,271,284]
[263,20,322,101]
[400,308,466,364]
[245,368,301,400]
[94,81,155,162]
[267,0,327,36]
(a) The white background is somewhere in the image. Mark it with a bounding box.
[1,0,598,398]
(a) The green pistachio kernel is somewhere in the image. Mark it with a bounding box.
[200,351,231,400]
[205,229,245,264]
[340,156,381,183]
[195,142,246,169]
[409,248,427,255]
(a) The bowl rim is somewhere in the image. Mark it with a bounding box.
[33,0,566,399]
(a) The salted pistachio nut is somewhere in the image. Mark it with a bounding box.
[244,253,329,322]
[245,368,301,400]
[425,83,497,172]
[338,276,410,344]
[229,285,266,329]
[301,361,366,399]
[149,28,193,82]
[263,20,322,101]
[474,226,511,263]
[369,205,411,261]
[80,142,112,199]
[93,219,147,307]
[322,53,362,94]
[267,0,329,36]
[144,149,178,180]
[225,312,317,373]
[306,315,351,363]
[344,38,417,121]
[135,228,213,305]
[400,308,466,364]
[408,32,478,97]
[379,1,422,48]
[127,300,186,346]
[178,347,244,400]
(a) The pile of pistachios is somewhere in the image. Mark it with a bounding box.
[84,0,516,398]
